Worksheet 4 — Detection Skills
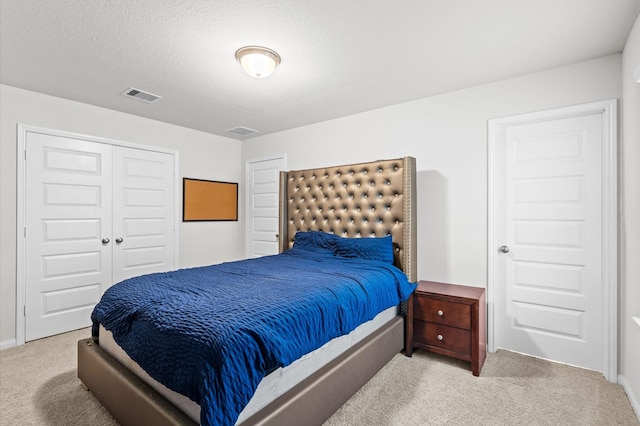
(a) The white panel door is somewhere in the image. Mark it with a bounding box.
[112,147,175,283]
[22,130,177,341]
[25,132,113,341]
[245,156,285,258]
[493,113,605,371]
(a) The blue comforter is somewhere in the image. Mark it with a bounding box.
[91,247,416,426]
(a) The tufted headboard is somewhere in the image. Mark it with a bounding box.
[278,157,416,282]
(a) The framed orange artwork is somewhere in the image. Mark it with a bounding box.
[183,178,238,221]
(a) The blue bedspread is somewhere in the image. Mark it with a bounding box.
[91,247,416,426]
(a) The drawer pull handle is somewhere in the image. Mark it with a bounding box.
[437,310,444,316]
[437,334,444,341]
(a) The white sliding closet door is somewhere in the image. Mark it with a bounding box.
[22,129,176,341]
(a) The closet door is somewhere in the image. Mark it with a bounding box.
[112,147,175,284]
[23,130,177,341]
[25,132,113,341]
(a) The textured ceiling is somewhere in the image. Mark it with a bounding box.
[1,0,639,140]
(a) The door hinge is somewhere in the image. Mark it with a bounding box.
[23,305,26,317]
[23,227,27,238]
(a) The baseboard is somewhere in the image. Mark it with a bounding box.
[619,374,640,421]
[0,339,17,350]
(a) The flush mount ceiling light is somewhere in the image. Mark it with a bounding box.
[235,46,281,78]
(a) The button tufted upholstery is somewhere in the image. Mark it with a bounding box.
[278,157,416,282]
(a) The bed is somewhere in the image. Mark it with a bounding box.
[77,156,417,426]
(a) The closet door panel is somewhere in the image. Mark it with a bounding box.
[112,146,175,285]
[24,132,113,341]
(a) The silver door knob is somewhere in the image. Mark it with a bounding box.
[101,238,110,244]
[499,245,509,253]
[437,310,444,316]
[115,237,124,244]
[437,334,444,341]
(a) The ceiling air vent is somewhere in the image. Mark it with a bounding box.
[121,87,162,103]
[226,126,259,136]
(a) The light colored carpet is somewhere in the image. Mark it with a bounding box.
[1,328,638,425]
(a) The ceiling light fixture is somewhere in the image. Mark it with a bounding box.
[235,46,281,78]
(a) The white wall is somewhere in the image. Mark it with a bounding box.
[242,54,622,287]
[620,14,640,417]
[0,84,243,346]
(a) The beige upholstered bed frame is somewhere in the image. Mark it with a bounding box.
[77,156,416,426]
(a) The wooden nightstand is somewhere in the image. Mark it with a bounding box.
[406,281,486,376]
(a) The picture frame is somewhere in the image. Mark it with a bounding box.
[182,178,238,221]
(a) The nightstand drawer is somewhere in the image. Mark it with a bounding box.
[414,321,471,355]
[414,297,471,329]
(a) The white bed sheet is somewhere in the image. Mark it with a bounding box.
[99,305,398,424]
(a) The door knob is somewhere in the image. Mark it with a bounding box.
[499,245,509,253]
[101,238,110,245]
[115,237,124,244]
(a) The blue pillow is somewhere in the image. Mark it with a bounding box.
[292,231,338,255]
[334,235,395,264]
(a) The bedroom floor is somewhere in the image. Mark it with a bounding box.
[1,328,637,425]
